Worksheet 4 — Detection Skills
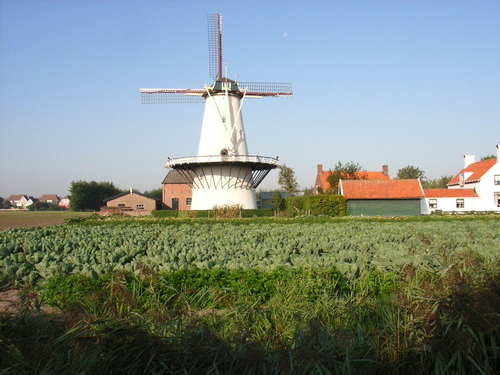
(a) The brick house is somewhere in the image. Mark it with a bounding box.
[162,170,195,210]
[102,191,159,216]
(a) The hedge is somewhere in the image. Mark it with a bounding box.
[285,194,347,216]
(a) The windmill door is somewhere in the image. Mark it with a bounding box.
[172,198,179,210]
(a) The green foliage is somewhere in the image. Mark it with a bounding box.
[142,188,162,200]
[481,154,496,160]
[277,164,299,195]
[151,209,180,218]
[422,174,454,188]
[1,219,500,375]
[325,161,366,193]
[42,273,105,308]
[396,165,426,180]
[28,201,66,211]
[69,180,122,211]
[286,194,347,216]
[268,191,286,211]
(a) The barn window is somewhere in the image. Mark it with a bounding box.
[429,199,437,208]
[456,199,464,208]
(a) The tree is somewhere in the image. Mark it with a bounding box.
[143,188,162,200]
[481,154,496,161]
[278,164,299,196]
[325,161,367,193]
[269,191,285,211]
[422,175,454,189]
[69,181,122,211]
[396,166,426,180]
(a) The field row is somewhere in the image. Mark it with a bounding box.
[1,219,499,286]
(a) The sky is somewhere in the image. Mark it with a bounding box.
[1,0,499,198]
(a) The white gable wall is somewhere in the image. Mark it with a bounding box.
[421,197,480,215]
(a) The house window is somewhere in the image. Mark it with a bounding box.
[429,199,437,209]
[456,199,464,208]
[186,197,192,206]
[495,175,500,185]
[118,203,126,207]
[136,204,144,210]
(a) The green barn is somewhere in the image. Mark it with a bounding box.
[339,179,424,216]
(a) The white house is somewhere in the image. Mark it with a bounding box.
[6,195,34,209]
[422,144,500,214]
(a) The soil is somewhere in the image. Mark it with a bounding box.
[0,288,60,315]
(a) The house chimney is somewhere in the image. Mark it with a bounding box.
[317,164,323,175]
[382,165,389,177]
[463,154,475,168]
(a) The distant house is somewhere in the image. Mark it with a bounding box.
[162,170,195,210]
[101,191,159,216]
[447,146,500,211]
[339,179,424,216]
[314,164,390,194]
[58,196,71,209]
[6,195,34,209]
[37,194,60,205]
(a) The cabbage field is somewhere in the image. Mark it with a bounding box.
[1,216,499,374]
[2,217,499,286]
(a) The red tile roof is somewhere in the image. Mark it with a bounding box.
[448,158,497,185]
[424,188,478,198]
[340,179,424,199]
[317,171,390,192]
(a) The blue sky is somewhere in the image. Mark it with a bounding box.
[1,0,499,197]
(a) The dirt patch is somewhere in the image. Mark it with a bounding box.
[0,289,60,315]
[0,210,93,231]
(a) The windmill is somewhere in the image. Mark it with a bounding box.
[140,13,292,210]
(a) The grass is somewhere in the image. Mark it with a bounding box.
[1,263,498,374]
[0,211,94,231]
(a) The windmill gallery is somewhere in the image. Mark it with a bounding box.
[140,14,293,210]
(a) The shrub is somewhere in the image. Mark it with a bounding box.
[285,194,347,216]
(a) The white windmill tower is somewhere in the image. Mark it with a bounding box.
[140,14,292,210]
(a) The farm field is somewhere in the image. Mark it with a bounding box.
[0,210,93,231]
[1,216,499,374]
